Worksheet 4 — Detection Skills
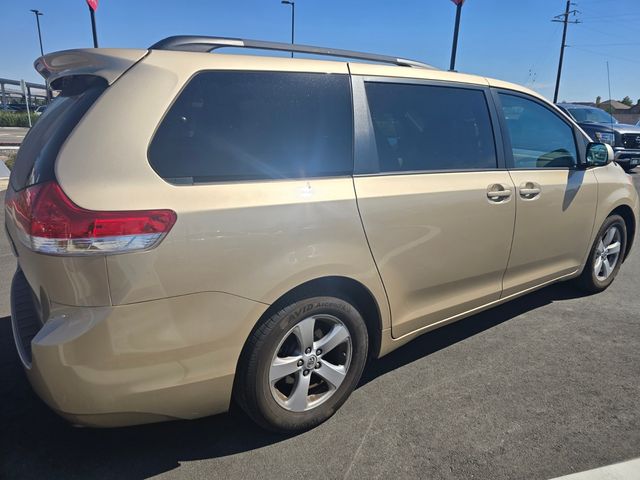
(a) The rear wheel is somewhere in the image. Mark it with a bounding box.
[235,296,368,432]
[576,214,627,293]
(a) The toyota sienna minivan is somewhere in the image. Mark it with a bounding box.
[5,36,639,432]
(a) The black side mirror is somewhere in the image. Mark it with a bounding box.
[586,142,614,167]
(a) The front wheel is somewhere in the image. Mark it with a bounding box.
[235,296,368,432]
[576,214,627,293]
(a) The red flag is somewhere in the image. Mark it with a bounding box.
[451,0,465,5]
[86,0,98,11]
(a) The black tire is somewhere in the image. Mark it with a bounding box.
[235,296,368,432]
[575,214,627,293]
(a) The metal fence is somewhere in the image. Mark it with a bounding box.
[0,78,48,106]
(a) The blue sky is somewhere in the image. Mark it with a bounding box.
[2,0,639,103]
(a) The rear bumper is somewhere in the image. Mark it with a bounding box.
[10,270,268,427]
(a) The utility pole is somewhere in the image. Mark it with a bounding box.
[552,1,580,103]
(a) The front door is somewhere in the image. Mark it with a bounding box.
[495,92,598,296]
[352,78,516,338]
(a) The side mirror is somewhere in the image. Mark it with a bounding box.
[586,142,614,167]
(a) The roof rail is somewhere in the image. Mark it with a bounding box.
[149,36,436,70]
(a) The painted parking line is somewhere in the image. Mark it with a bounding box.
[550,458,640,480]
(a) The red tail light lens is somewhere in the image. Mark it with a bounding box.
[5,181,176,255]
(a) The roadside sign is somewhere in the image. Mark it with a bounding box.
[86,0,98,11]
[450,0,465,5]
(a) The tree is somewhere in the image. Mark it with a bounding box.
[596,95,601,105]
[621,96,633,106]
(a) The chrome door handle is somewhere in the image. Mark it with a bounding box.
[519,182,541,199]
[486,184,512,203]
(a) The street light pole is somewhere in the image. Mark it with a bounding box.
[449,1,464,71]
[30,9,44,57]
[281,0,295,58]
[30,9,50,103]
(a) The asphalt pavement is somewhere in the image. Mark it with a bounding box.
[0,175,639,480]
[0,127,28,146]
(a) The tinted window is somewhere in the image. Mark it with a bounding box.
[149,72,353,182]
[10,77,107,191]
[364,82,497,173]
[500,94,577,169]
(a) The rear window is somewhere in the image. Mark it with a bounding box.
[148,72,353,183]
[364,82,497,173]
[10,76,107,191]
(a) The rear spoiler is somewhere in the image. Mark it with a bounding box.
[34,48,148,89]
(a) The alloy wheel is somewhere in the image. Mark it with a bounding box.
[269,314,352,412]
[594,225,622,281]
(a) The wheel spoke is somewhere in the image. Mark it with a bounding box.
[606,241,621,255]
[287,371,311,411]
[594,256,604,276]
[315,324,349,355]
[603,258,613,278]
[604,227,616,245]
[316,360,347,389]
[293,316,316,352]
[270,356,302,383]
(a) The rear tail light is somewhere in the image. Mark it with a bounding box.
[5,181,176,255]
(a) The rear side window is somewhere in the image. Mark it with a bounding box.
[10,76,107,191]
[364,82,497,173]
[148,72,353,183]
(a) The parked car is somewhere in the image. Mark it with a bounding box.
[0,104,21,112]
[34,105,47,115]
[5,37,639,432]
[557,103,640,171]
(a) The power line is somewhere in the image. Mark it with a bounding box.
[569,45,639,65]
[552,1,581,103]
[571,42,640,47]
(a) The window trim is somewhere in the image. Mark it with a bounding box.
[491,88,583,171]
[352,75,504,177]
[146,69,355,185]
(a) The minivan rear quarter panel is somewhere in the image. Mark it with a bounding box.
[53,50,390,323]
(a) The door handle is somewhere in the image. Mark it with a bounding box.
[518,182,541,200]
[486,184,512,203]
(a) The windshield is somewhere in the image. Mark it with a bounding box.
[566,107,618,124]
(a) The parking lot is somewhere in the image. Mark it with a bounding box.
[0,174,639,480]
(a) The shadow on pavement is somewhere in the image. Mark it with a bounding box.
[0,282,587,479]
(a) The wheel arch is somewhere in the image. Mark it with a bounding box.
[236,276,384,372]
[610,204,636,261]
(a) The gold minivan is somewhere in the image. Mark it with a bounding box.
[5,36,639,432]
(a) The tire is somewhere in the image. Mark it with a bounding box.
[576,214,627,293]
[235,296,368,432]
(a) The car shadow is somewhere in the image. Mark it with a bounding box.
[0,281,589,479]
